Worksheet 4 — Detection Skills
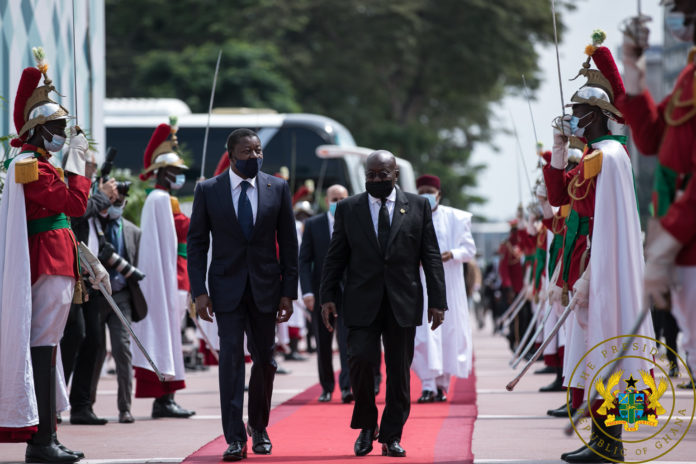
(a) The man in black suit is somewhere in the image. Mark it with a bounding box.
[299,184,352,403]
[321,151,447,458]
[188,128,298,461]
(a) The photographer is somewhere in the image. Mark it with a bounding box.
[87,183,147,424]
[60,150,118,399]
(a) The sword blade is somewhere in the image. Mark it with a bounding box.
[550,0,567,123]
[191,315,219,362]
[200,50,223,179]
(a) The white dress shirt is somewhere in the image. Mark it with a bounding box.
[327,211,335,238]
[368,187,396,236]
[229,168,258,224]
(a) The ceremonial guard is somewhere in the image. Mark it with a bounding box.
[412,175,476,402]
[0,50,109,462]
[543,33,655,463]
[132,120,195,418]
[617,0,696,389]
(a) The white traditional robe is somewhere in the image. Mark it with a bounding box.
[131,189,186,382]
[413,205,476,382]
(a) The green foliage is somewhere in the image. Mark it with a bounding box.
[130,40,300,113]
[105,0,571,211]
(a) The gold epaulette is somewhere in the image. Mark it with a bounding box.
[171,196,181,214]
[55,167,64,182]
[15,158,38,184]
[560,204,571,218]
[583,149,603,179]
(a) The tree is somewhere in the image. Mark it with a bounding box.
[105,0,571,211]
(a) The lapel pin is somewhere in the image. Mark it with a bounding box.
[400,208,406,214]
[267,183,271,188]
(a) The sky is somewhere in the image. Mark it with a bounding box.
[469,0,664,221]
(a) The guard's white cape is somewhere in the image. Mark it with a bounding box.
[413,205,476,380]
[131,189,185,381]
[566,139,655,391]
[0,153,37,428]
[0,154,70,429]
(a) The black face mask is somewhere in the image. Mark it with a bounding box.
[233,156,263,179]
[365,180,394,199]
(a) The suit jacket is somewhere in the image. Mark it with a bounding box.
[121,218,148,322]
[299,212,342,312]
[187,170,298,313]
[320,189,447,328]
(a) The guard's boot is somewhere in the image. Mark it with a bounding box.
[284,339,307,361]
[152,394,195,418]
[539,367,564,392]
[563,421,624,463]
[25,346,79,463]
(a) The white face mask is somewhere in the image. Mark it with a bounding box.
[666,11,696,42]
[569,111,592,138]
[168,173,186,190]
[41,127,66,152]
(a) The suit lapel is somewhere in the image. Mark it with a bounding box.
[318,213,330,249]
[357,193,382,253]
[215,172,245,238]
[386,189,408,252]
[250,172,270,239]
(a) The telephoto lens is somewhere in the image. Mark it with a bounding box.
[98,242,146,281]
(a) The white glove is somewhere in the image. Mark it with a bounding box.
[622,18,649,95]
[548,283,562,306]
[644,218,681,310]
[63,127,89,176]
[77,242,112,295]
[551,116,570,169]
[572,264,591,329]
[536,182,547,200]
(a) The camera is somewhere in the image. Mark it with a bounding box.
[116,180,131,197]
[100,147,117,181]
[98,242,146,281]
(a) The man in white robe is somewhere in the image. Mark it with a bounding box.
[412,174,476,402]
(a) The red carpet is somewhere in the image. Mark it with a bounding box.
[184,367,477,464]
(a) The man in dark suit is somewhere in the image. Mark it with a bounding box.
[321,150,447,458]
[188,128,298,461]
[299,184,352,403]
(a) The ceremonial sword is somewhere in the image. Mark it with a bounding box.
[506,292,578,391]
[497,287,526,326]
[199,50,223,180]
[78,242,165,382]
[510,301,552,368]
[551,0,566,123]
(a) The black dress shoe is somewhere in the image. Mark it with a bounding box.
[119,411,135,424]
[222,441,247,461]
[417,390,435,403]
[276,366,291,375]
[668,365,679,377]
[318,391,332,402]
[246,423,272,455]
[547,403,576,418]
[563,422,624,463]
[354,427,378,456]
[26,441,79,463]
[435,388,447,402]
[381,440,406,457]
[69,408,108,425]
[152,396,195,418]
[561,445,587,460]
[341,389,354,404]
[284,352,307,361]
[534,365,556,374]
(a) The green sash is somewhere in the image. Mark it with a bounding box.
[27,213,70,236]
[534,247,547,289]
[177,243,187,259]
[548,233,563,276]
[561,210,590,283]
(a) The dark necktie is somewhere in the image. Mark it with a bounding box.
[238,180,253,239]
[378,199,390,252]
